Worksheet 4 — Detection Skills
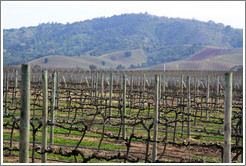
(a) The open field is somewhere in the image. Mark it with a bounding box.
[2,68,243,163]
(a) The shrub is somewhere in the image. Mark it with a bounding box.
[44,58,49,64]
[124,51,132,57]
[116,65,125,70]
[89,64,97,71]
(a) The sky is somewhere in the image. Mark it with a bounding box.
[1,1,245,29]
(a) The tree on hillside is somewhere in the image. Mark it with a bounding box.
[101,61,106,66]
[89,64,97,71]
[116,65,126,70]
[124,51,132,57]
[44,58,49,64]
[3,13,243,66]
[128,64,136,69]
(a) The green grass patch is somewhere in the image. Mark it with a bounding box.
[3,133,124,150]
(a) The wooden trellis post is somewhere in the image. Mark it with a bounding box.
[143,74,146,99]
[162,75,165,97]
[101,73,104,98]
[85,77,89,87]
[206,76,210,119]
[193,77,197,103]
[109,73,113,120]
[186,76,191,138]
[122,75,126,139]
[19,64,30,163]
[4,71,9,114]
[180,75,184,137]
[223,72,232,163]
[62,76,67,88]
[180,75,183,104]
[101,73,104,112]
[14,70,18,107]
[42,70,48,163]
[216,76,220,111]
[159,75,162,105]
[56,72,60,107]
[50,71,56,144]
[152,75,159,162]
[141,74,146,112]
[193,77,198,125]
[130,74,133,115]
[95,72,98,105]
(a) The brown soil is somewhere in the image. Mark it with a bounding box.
[3,127,226,163]
[187,48,242,61]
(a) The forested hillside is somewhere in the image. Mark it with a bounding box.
[3,13,243,67]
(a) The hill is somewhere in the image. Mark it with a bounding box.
[150,48,243,71]
[3,13,243,68]
[29,55,117,69]
[186,47,243,61]
[151,60,239,71]
[99,49,147,68]
[29,49,146,69]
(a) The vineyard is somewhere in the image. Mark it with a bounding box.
[2,65,243,163]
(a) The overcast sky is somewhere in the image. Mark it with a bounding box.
[1,1,245,29]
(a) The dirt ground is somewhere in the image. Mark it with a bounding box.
[3,129,225,163]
